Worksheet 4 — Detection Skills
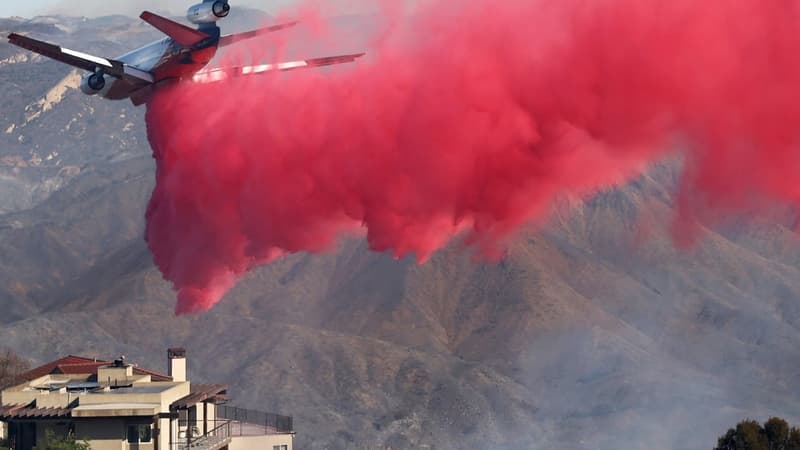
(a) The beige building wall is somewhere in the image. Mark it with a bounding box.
[2,381,188,412]
[72,382,189,409]
[228,434,294,450]
[206,403,216,432]
[194,401,217,435]
[75,419,126,450]
[97,365,134,386]
[160,383,191,411]
[127,444,155,450]
[158,417,171,450]
[75,419,155,450]
[196,402,206,435]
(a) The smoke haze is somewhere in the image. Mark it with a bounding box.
[43,0,208,16]
[144,0,800,314]
[40,0,376,18]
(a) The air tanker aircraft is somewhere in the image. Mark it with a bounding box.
[7,0,365,105]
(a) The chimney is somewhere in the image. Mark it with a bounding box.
[168,348,187,382]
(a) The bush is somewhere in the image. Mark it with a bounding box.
[33,430,90,450]
[715,417,800,450]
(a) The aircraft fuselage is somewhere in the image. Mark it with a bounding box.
[99,35,219,100]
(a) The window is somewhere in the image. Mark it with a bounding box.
[272,446,288,450]
[127,425,152,444]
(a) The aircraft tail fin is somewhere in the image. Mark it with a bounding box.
[140,11,211,47]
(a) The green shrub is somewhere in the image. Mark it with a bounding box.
[33,430,90,450]
[715,417,800,450]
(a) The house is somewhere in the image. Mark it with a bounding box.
[0,348,293,450]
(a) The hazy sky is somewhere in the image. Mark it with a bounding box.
[5,0,301,18]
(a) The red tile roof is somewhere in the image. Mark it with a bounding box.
[20,356,104,381]
[20,355,173,382]
[51,362,108,375]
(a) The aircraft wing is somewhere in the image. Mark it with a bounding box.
[190,53,366,83]
[7,33,154,84]
[218,21,299,47]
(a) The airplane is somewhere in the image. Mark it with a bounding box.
[6,0,365,105]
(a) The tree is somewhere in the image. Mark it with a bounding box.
[715,417,800,450]
[33,430,90,450]
[0,349,30,390]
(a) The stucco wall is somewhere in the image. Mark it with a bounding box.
[127,443,155,450]
[75,420,156,450]
[2,382,189,413]
[228,434,293,450]
[76,419,125,450]
[158,417,170,450]
[72,382,189,410]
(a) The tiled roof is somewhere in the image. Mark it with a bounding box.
[52,361,108,375]
[19,355,173,382]
[20,356,105,381]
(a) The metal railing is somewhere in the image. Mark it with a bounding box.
[216,405,293,433]
[175,420,232,450]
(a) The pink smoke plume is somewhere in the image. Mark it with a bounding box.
[145,0,800,314]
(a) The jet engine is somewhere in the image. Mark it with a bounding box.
[187,1,230,24]
[80,73,106,95]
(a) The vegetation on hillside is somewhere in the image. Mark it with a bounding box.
[715,417,800,450]
[0,349,29,389]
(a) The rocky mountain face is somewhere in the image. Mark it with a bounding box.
[2,12,800,450]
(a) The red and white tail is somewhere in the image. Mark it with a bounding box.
[140,11,212,47]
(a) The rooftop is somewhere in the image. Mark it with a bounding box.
[20,355,172,382]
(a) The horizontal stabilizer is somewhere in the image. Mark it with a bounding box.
[218,21,299,47]
[8,33,115,72]
[140,11,211,47]
[190,53,366,83]
[8,33,154,85]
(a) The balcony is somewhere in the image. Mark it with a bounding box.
[216,405,293,435]
[173,405,294,450]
